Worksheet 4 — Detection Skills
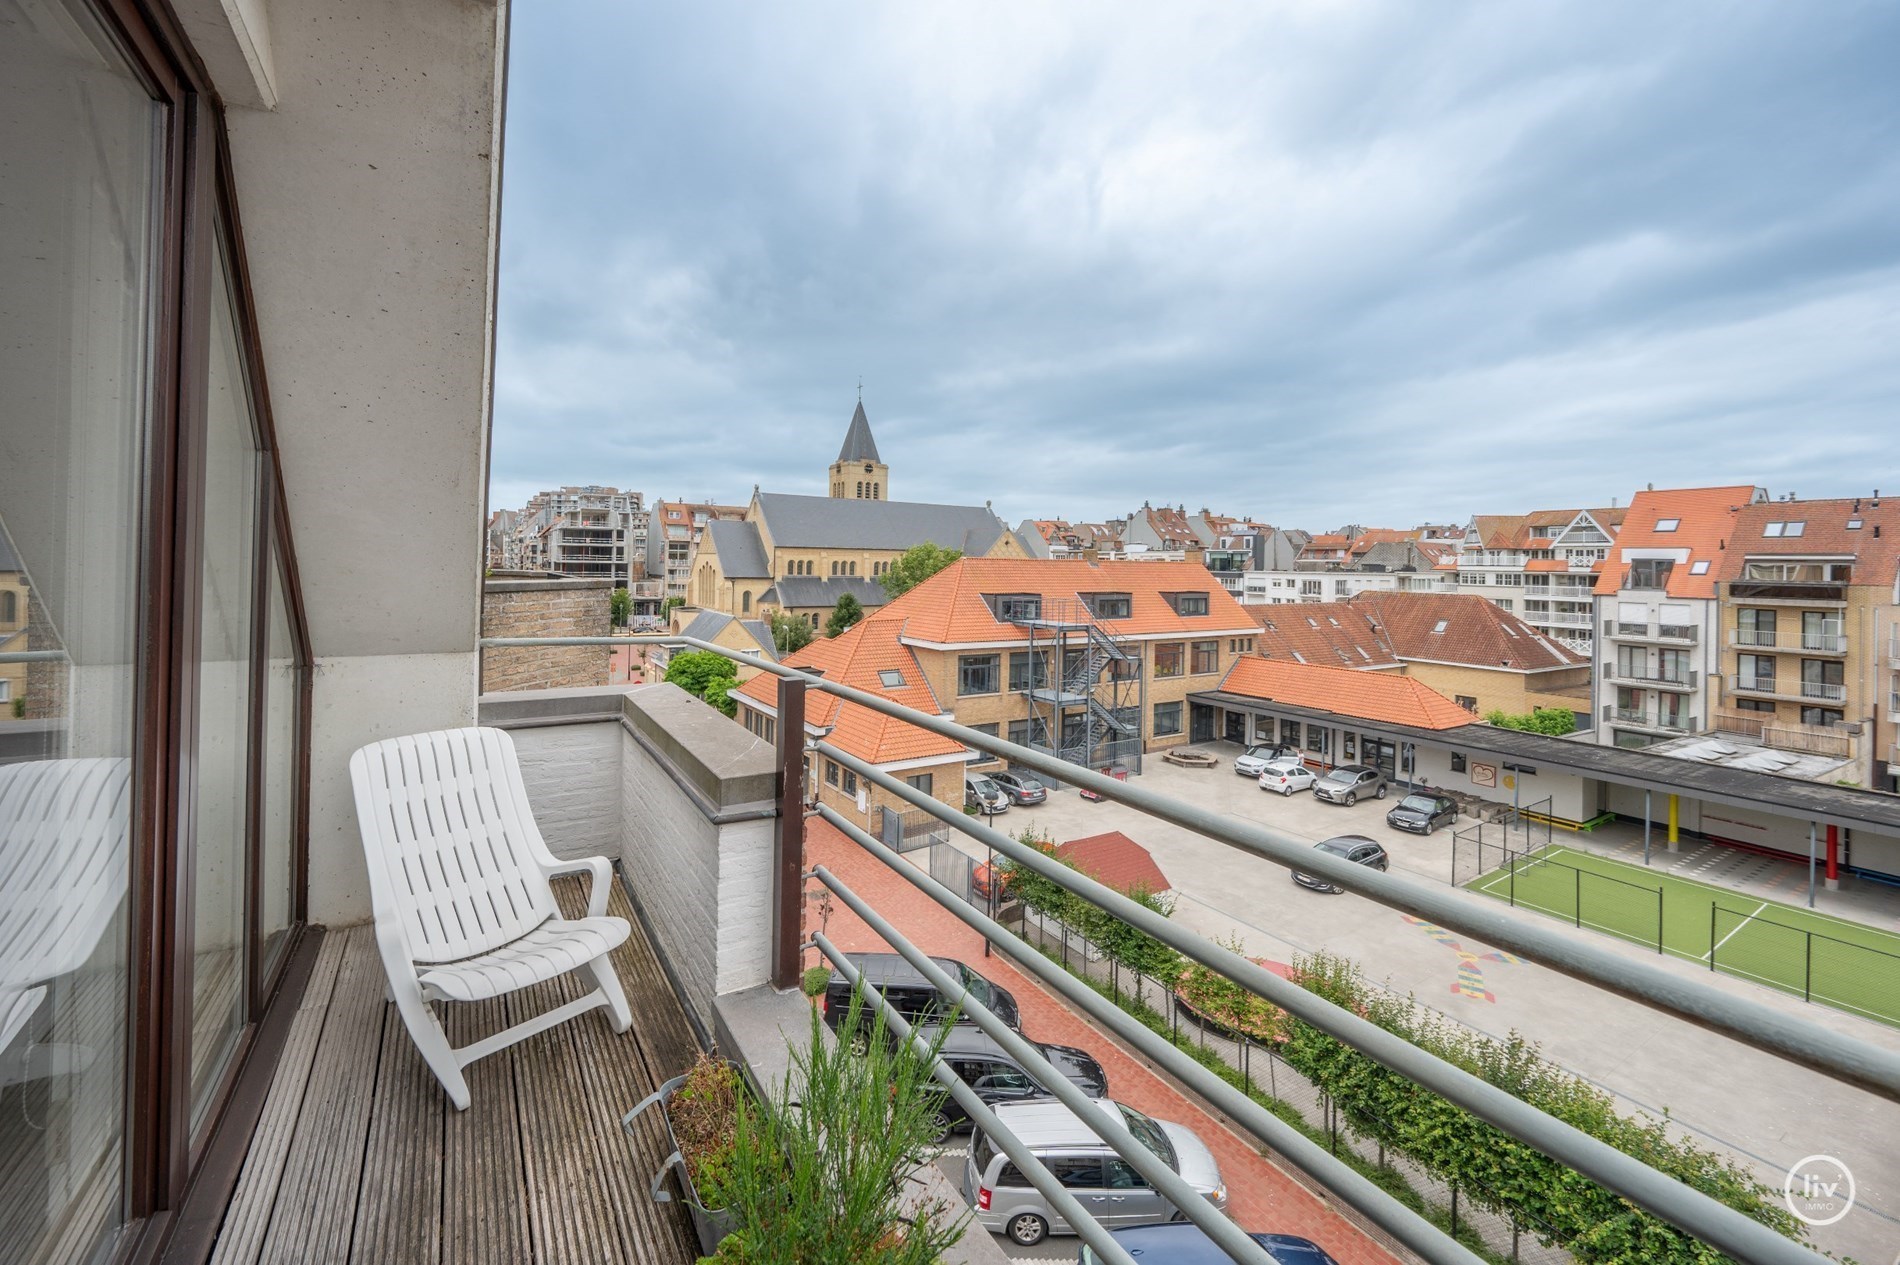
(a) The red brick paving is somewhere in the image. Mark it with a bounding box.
[804,819,1399,1264]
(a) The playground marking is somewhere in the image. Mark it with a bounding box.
[1703,901,1769,961]
[1401,915,1522,1003]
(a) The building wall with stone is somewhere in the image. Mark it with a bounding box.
[480,577,611,692]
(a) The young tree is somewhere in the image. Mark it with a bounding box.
[824,592,865,637]
[879,542,962,599]
[664,650,739,716]
[609,586,633,627]
[660,596,685,619]
[767,609,813,655]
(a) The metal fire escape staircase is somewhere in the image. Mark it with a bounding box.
[1011,600,1144,775]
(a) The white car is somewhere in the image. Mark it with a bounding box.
[1258,757,1316,796]
[1232,744,1297,778]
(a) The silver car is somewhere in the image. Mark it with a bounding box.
[963,1098,1228,1247]
[1312,763,1387,806]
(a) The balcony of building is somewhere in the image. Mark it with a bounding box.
[1729,629,1849,656]
[1604,703,1699,735]
[1727,675,1848,705]
[1604,665,1700,692]
[1603,619,1699,645]
[1723,581,1848,606]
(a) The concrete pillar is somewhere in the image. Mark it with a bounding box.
[1826,823,1840,891]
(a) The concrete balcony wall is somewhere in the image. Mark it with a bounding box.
[479,684,778,1034]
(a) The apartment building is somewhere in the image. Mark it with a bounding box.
[1453,506,1627,653]
[1593,486,1767,748]
[1016,518,1126,558]
[1711,495,1900,789]
[647,498,748,601]
[506,485,648,583]
[733,558,1259,828]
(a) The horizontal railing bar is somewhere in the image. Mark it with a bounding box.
[817,804,1486,1265]
[818,749,1830,1265]
[813,935,1142,1265]
[479,636,1900,1104]
[810,874,1280,1265]
[0,650,69,663]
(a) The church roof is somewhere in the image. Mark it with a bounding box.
[835,401,882,464]
[754,492,1007,553]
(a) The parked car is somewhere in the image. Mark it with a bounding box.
[921,1024,1108,1138]
[990,769,1049,805]
[1233,743,1298,777]
[965,1098,1227,1246]
[1386,790,1458,835]
[1312,763,1387,806]
[966,774,1011,814]
[1291,835,1389,892]
[1257,757,1316,796]
[823,953,1021,1045]
[1078,1224,1341,1264]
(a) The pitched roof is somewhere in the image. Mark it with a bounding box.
[1717,496,1900,588]
[705,519,771,578]
[1054,832,1170,895]
[1595,485,1765,598]
[835,400,882,464]
[754,492,1007,553]
[732,619,968,766]
[1215,656,1477,730]
[1352,592,1584,671]
[761,576,889,609]
[678,610,777,657]
[1250,604,1400,670]
[874,558,1257,645]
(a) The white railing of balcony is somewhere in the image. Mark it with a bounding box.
[484,633,1899,1265]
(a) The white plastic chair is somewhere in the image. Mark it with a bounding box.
[0,757,131,1085]
[349,727,633,1110]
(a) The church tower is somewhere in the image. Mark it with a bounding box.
[827,399,889,500]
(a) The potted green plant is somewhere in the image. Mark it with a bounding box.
[625,1051,743,1256]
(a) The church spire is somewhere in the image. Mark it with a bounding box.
[835,399,882,464]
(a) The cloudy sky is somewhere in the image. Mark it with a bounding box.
[491,2,1900,531]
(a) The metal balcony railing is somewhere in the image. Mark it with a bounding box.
[483,632,1900,1265]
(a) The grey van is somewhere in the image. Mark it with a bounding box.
[962,1098,1228,1246]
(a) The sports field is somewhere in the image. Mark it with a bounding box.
[1466,844,1900,1027]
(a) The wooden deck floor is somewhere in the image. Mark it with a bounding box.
[207,877,703,1265]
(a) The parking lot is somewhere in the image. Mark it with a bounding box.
[942,744,1900,1265]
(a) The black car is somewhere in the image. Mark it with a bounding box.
[824,953,1021,1046]
[1387,791,1458,835]
[1291,835,1389,892]
[917,1023,1109,1137]
[989,769,1049,805]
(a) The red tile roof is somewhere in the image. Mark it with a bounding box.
[1594,486,1765,598]
[1055,832,1170,895]
[1250,605,1399,670]
[1717,497,1900,588]
[878,558,1257,645]
[1215,656,1477,730]
[1352,592,1584,671]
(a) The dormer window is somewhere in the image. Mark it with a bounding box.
[1164,591,1210,617]
[987,593,1042,622]
[1084,593,1133,619]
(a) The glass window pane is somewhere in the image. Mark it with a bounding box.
[258,552,299,980]
[189,235,261,1133]
[0,0,164,1253]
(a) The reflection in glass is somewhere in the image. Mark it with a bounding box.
[0,0,161,1256]
[189,236,260,1134]
[258,555,299,981]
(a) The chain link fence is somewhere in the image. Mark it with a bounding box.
[1452,822,1666,956]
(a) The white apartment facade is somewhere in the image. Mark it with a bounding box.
[1454,508,1624,654]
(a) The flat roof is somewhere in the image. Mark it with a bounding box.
[1188,689,1900,837]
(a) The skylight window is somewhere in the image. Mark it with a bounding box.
[1355,647,1370,660]
[1305,617,1318,628]
[878,669,905,688]
[1690,560,1711,575]
[1762,521,1806,537]
[1291,650,1307,663]
[1847,518,1864,529]
[1431,620,1449,634]
[1654,518,1680,532]
[1327,617,1340,627]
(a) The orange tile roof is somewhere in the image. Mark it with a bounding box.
[1717,497,1900,588]
[1595,485,1765,598]
[1523,558,1567,573]
[1353,592,1583,671]
[1214,656,1477,730]
[1055,832,1170,895]
[1250,604,1399,670]
[732,622,969,766]
[873,558,1257,645]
